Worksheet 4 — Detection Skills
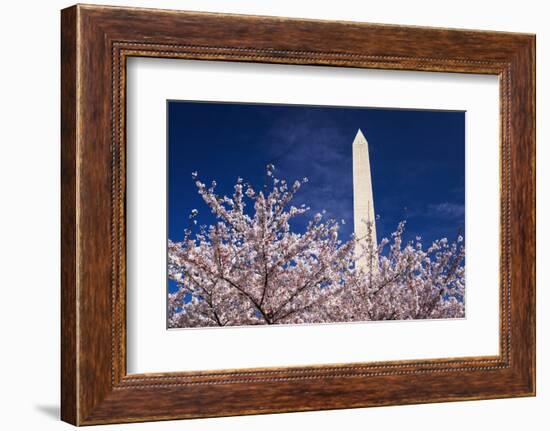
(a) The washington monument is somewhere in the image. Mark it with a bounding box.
[352,129,378,272]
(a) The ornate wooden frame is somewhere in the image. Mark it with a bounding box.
[61,4,535,425]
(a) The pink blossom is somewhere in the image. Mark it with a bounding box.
[168,166,465,328]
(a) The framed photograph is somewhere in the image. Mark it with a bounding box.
[61,4,535,425]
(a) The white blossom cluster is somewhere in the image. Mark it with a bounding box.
[168,166,465,328]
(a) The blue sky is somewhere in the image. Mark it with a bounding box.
[167,101,465,293]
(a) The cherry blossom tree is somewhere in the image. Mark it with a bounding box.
[168,165,465,328]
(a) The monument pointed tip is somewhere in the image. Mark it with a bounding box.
[353,128,368,145]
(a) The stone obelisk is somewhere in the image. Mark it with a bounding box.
[352,129,378,273]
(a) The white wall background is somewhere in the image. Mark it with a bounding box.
[0,1,546,429]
